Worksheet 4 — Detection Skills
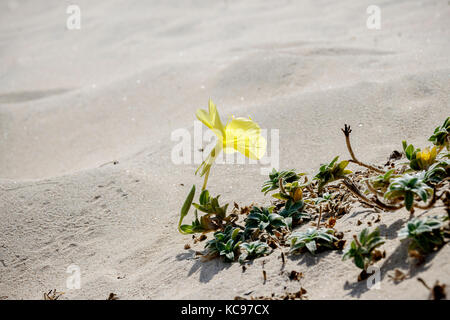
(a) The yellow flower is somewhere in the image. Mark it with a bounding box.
[292,188,303,203]
[416,146,437,170]
[195,100,267,189]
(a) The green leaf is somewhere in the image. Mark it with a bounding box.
[359,228,369,244]
[305,241,317,254]
[178,185,196,234]
[179,224,196,234]
[199,189,209,205]
[231,228,241,241]
[405,191,414,211]
[339,160,349,170]
[354,255,365,269]
[330,156,339,167]
[272,193,291,201]
[405,144,414,160]
[225,252,234,261]
[284,217,293,229]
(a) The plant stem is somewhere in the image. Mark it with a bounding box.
[342,178,404,211]
[417,277,431,290]
[372,194,405,211]
[442,190,450,220]
[365,180,384,197]
[279,177,287,195]
[413,187,438,210]
[341,124,385,174]
[353,234,361,247]
[202,168,210,191]
[342,178,377,207]
[317,205,322,230]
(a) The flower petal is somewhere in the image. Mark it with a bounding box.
[224,117,267,159]
[196,99,225,136]
[431,146,437,159]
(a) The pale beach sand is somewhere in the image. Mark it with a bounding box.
[0,0,449,299]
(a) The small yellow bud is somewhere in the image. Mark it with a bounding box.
[293,188,303,202]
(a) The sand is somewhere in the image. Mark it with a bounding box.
[0,0,449,299]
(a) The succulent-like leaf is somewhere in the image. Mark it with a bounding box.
[245,206,288,236]
[342,228,385,270]
[205,226,244,262]
[314,156,352,193]
[178,185,197,234]
[289,228,338,255]
[428,117,449,149]
[398,216,444,254]
[261,169,303,195]
[384,173,433,212]
[238,241,270,264]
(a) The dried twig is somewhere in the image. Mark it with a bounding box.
[107,293,119,300]
[417,278,447,300]
[365,180,384,197]
[341,124,385,174]
[342,178,381,209]
[43,289,64,300]
[279,177,286,195]
[413,187,438,210]
[317,205,323,229]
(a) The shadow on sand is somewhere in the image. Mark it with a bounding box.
[343,238,439,297]
[176,250,232,283]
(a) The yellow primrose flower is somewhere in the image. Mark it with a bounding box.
[416,146,437,170]
[196,100,267,190]
[292,188,303,203]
